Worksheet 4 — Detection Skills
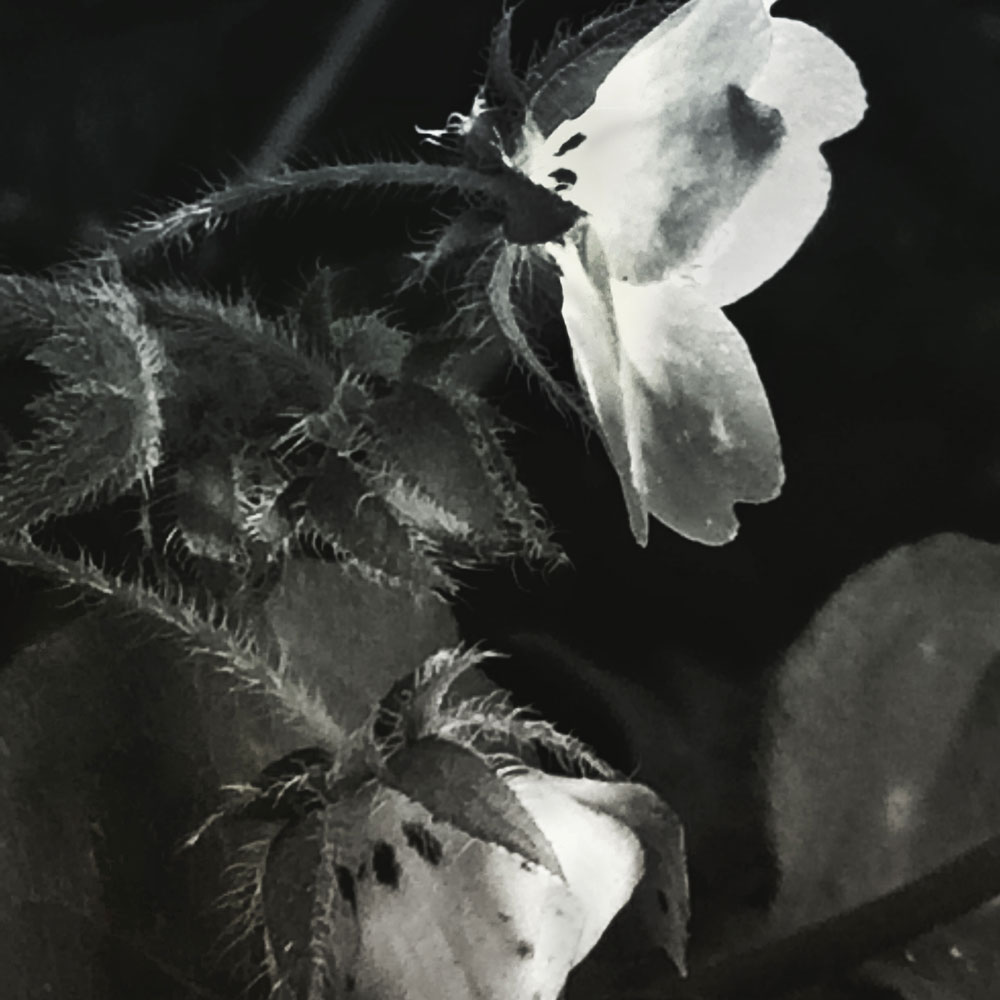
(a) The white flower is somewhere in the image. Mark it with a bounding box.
[263,733,686,1000]
[514,0,867,544]
[354,767,654,1000]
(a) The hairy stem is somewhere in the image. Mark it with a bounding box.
[108,162,530,263]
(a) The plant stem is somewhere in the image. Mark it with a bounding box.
[107,161,520,264]
[616,831,1000,999]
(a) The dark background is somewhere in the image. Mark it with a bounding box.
[1,0,999,981]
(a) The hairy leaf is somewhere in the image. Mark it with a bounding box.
[0,275,165,530]
[263,557,458,735]
[367,381,499,538]
[0,610,289,999]
[384,737,563,875]
[364,377,560,562]
[140,286,336,454]
[295,269,413,381]
[297,451,451,593]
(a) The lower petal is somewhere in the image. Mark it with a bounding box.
[548,237,648,543]
[612,277,784,544]
[506,772,645,964]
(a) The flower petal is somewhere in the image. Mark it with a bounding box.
[551,233,783,545]
[760,10,868,140]
[506,772,645,964]
[263,785,588,1000]
[519,0,780,283]
[546,235,648,542]
[690,13,868,304]
[570,0,771,109]
[614,274,784,544]
[519,0,865,302]
[688,141,834,307]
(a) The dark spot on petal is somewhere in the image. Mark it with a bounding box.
[657,889,670,914]
[555,132,586,156]
[548,167,577,188]
[402,822,443,866]
[726,84,785,161]
[521,860,533,872]
[497,911,511,923]
[516,941,535,959]
[335,865,357,914]
[345,974,356,993]
[372,841,401,889]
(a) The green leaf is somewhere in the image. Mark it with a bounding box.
[262,800,368,1000]
[383,738,563,876]
[767,533,1000,934]
[450,389,562,563]
[0,275,165,530]
[297,451,453,593]
[487,243,590,422]
[140,286,336,455]
[263,557,458,735]
[0,536,346,753]
[295,269,413,381]
[365,379,561,562]
[367,381,499,536]
[172,450,245,563]
[0,610,287,998]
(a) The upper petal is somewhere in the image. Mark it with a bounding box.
[759,11,868,140]
[688,14,867,304]
[686,141,833,306]
[518,0,778,283]
[518,0,865,301]
[571,0,771,113]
